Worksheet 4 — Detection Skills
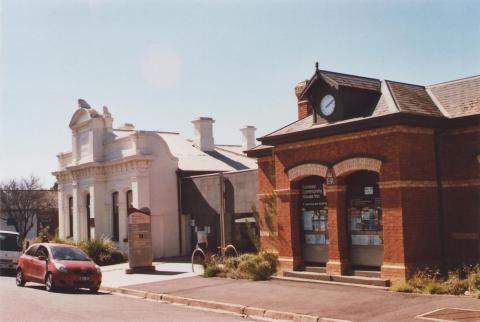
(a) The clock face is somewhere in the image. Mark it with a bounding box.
[320,94,336,116]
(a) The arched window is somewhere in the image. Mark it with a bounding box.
[112,192,119,241]
[68,197,73,238]
[86,194,91,240]
[126,190,133,212]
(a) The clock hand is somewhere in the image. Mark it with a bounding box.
[326,100,334,108]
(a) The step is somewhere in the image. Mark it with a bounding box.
[352,270,381,278]
[305,266,326,274]
[273,275,389,290]
[284,270,331,281]
[283,270,390,287]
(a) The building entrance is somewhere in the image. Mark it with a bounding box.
[346,171,383,268]
[299,176,328,264]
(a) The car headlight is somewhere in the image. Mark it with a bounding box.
[54,261,68,273]
[95,265,101,274]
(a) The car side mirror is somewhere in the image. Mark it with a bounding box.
[38,255,47,261]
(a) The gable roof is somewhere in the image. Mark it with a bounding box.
[158,133,257,172]
[299,70,381,99]
[386,81,443,117]
[427,75,480,118]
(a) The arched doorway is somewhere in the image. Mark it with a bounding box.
[298,176,329,265]
[345,171,383,268]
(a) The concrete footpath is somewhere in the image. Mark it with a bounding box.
[100,264,480,322]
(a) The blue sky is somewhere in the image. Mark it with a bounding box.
[1,0,479,187]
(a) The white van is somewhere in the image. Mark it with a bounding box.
[0,230,22,271]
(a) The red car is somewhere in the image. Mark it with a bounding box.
[16,243,102,293]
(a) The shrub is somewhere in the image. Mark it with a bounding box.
[390,281,414,293]
[204,263,222,277]
[235,251,277,281]
[50,236,76,245]
[467,271,480,293]
[202,251,278,281]
[41,235,125,266]
[392,265,480,297]
[78,237,124,266]
[425,281,447,295]
[444,272,469,295]
[409,267,441,291]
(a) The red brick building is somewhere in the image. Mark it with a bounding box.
[246,66,480,281]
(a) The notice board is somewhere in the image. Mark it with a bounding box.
[127,207,153,270]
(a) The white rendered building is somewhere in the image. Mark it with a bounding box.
[53,100,257,258]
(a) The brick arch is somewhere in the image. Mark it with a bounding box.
[286,163,328,182]
[333,157,382,178]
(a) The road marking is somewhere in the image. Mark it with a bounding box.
[416,307,480,322]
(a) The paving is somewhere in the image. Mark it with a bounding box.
[120,276,480,322]
[100,259,203,288]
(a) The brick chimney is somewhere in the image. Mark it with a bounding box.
[192,117,215,151]
[295,80,312,119]
[240,126,257,151]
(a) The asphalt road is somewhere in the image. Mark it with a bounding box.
[0,275,254,322]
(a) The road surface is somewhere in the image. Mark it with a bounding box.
[0,275,254,322]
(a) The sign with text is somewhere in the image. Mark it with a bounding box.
[127,207,153,269]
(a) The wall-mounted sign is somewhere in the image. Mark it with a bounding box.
[126,207,154,274]
[326,171,335,185]
[364,186,374,195]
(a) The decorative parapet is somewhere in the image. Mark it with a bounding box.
[333,157,382,177]
[286,163,328,181]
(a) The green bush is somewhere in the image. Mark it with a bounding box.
[204,263,222,277]
[391,265,480,297]
[235,251,277,281]
[78,237,125,266]
[425,281,447,294]
[467,271,480,292]
[202,251,278,281]
[444,272,469,295]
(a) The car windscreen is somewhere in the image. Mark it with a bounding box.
[50,246,90,261]
[0,233,22,252]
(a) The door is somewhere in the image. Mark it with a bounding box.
[31,246,49,282]
[22,245,39,280]
[299,176,329,264]
[346,171,383,268]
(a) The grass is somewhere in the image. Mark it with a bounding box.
[390,265,480,298]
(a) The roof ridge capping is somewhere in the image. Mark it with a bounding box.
[384,79,425,88]
[319,69,381,82]
[428,74,480,87]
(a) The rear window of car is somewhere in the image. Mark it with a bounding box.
[0,232,22,252]
[50,246,90,261]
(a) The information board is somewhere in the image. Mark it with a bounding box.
[127,207,153,271]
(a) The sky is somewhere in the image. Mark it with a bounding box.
[0,0,479,188]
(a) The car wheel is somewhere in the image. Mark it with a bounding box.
[16,269,26,287]
[89,287,100,293]
[45,273,55,292]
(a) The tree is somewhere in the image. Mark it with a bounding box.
[0,176,55,241]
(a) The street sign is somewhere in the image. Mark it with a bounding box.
[126,207,154,274]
